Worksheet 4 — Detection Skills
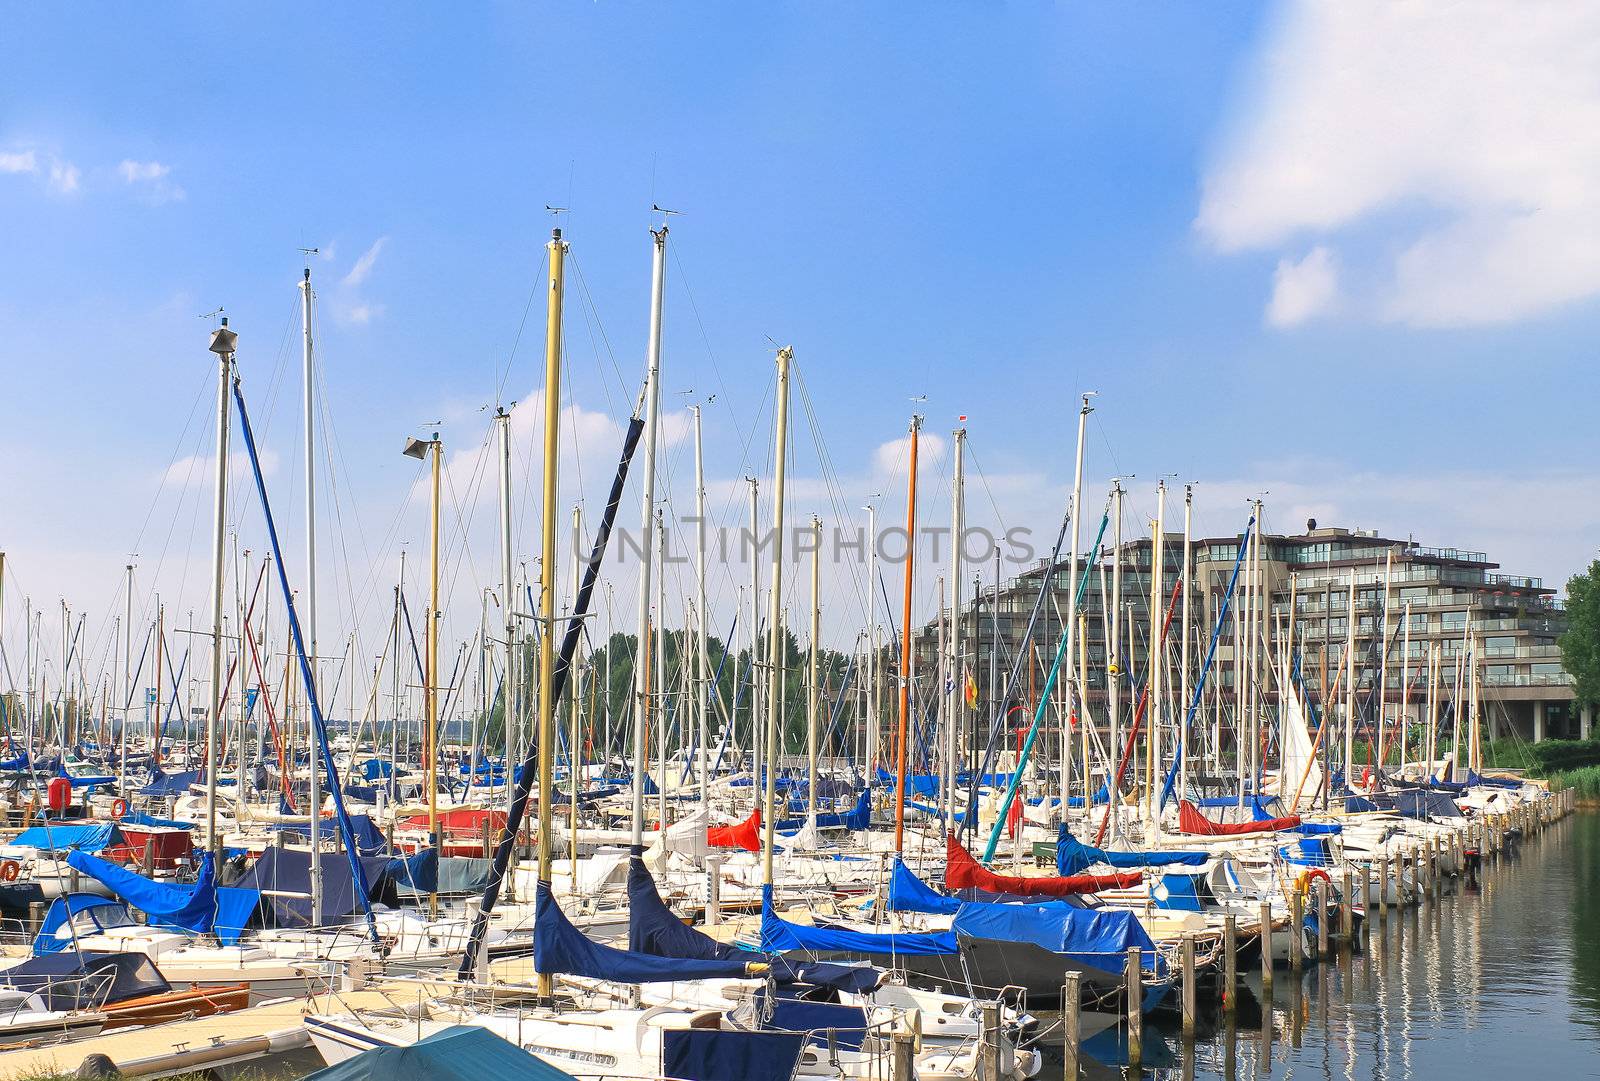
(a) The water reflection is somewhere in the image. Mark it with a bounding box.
[1051,812,1600,1080]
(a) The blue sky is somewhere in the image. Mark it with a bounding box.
[3,3,1598,688]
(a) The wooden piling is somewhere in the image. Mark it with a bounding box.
[1061,972,1081,1081]
[1289,888,1303,971]
[1223,913,1238,1014]
[1340,869,1354,939]
[1181,934,1197,1037]
[1315,879,1328,959]
[892,1031,915,1081]
[1259,900,1274,996]
[980,1003,1001,1081]
[1125,945,1143,1066]
[1378,855,1389,922]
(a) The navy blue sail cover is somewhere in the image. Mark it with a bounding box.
[761,884,959,955]
[624,858,880,992]
[3,950,169,1011]
[1055,828,1207,876]
[887,857,961,915]
[535,881,757,983]
[662,1029,806,1081]
[234,846,392,928]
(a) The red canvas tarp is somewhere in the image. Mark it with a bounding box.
[1177,800,1301,836]
[944,833,1142,896]
[707,807,762,852]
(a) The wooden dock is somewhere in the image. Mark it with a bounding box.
[0,988,399,1079]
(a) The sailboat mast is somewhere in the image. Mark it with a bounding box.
[1180,485,1192,799]
[204,318,237,859]
[629,226,667,850]
[806,515,821,826]
[534,226,567,999]
[892,414,921,855]
[865,504,877,775]
[496,408,517,827]
[759,347,793,885]
[945,427,964,827]
[1146,481,1165,828]
[426,433,442,913]
[120,562,132,794]
[748,479,760,782]
[1062,396,1091,824]
[300,267,323,901]
[693,406,710,810]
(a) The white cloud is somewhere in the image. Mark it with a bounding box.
[343,238,387,287]
[0,150,37,174]
[117,159,185,203]
[872,431,947,476]
[336,302,381,326]
[1199,1,1600,327]
[47,159,79,194]
[1266,246,1338,327]
[118,160,169,183]
[160,449,278,489]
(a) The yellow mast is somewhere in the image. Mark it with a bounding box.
[893,416,921,855]
[536,227,566,998]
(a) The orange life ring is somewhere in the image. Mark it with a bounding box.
[0,860,20,882]
[111,798,128,818]
[1295,868,1333,897]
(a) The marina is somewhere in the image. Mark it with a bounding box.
[4,6,1600,1081]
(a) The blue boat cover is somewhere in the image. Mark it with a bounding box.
[625,859,879,992]
[776,788,873,832]
[140,769,201,797]
[305,1024,578,1081]
[1344,796,1380,813]
[761,885,958,956]
[0,753,27,771]
[951,897,1159,974]
[760,994,868,1050]
[9,823,121,853]
[661,1029,806,1081]
[119,811,194,830]
[3,951,170,1011]
[234,846,392,928]
[66,849,218,934]
[1395,789,1462,820]
[1277,837,1335,867]
[33,895,128,955]
[1467,770,1523,789]
[360,759,396,781]
[276,813,388,856]
[1055,828,1207,876]
[887,857,962,915]
[535,882,758,983]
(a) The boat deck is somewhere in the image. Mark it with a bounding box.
[0,988,398,1079]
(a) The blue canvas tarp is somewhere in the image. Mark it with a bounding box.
[118,811,194,830]
[305,1024,577,1081]
[535,882,759,984]
[624,859,879,993]
[275,814,388,856]
[66,849,218,934]
[1055,828,1208,876]
[9,822,122,854]
[886,857,962,915]
[951,897,1159,974]
[234,846,392,928]
[140,769,201,798]
[761,885,958,956]
[776,788,872,832]
[661,1030,806,1081]
[1395,788,1463,821]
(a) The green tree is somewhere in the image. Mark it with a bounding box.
[1560,558,1600,706]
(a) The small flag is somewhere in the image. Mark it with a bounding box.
[965,674,978,708]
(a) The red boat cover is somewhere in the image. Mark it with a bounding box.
[707,807,762,851]
[1177,800,1302,836]
[401,807,508,834]
[943,833,1142,896]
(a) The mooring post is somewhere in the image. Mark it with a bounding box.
[1378,855,1389,922]
[1061,972,1081,1081]
[1340,869,1354,939]
[1125,945,1143,1067]
[1259,899,1274,996]
[1289,887,1303,971]
[1315,879,1329,959]
[980,1002,1000,1081]
[1223,913,1238,1013]
[1181,934,1197,1037]
[892,1030,915,1081]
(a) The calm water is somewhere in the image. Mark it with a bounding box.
[1062,811,1600,1081]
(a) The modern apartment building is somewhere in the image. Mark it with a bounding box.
[914,523,1584,752]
